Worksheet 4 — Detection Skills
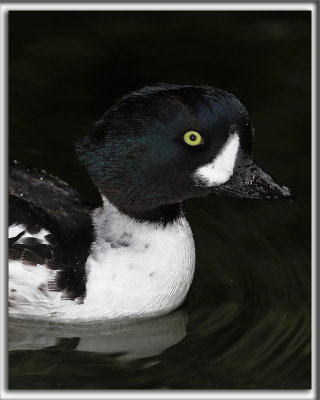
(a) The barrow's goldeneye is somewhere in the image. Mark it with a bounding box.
[8,84,291,321]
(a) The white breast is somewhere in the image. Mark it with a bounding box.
[82,197,196,319]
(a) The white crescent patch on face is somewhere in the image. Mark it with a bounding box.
[192,133,240,187]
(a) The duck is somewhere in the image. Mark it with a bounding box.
[8,83,291,322]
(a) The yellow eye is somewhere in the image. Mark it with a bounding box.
[183,131,203,146]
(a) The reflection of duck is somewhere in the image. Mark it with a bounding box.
[9,84,291,321]
[9,310,188,362]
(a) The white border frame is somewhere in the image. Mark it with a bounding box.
[0,2,317,400]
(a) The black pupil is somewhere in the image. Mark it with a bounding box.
[190,134,197,141]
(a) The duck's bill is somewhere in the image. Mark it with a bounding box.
[211,162,292,201]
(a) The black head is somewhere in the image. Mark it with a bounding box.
[76,84,291,223]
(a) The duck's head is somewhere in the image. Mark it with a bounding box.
[76,84,291,223]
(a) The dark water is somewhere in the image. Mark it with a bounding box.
[8,11,311,389]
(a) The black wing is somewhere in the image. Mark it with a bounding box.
[9,161,95,301]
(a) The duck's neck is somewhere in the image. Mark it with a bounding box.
[123,202,183,225]
[83,196,195,319]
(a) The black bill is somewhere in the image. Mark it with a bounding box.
[211,160,292,201]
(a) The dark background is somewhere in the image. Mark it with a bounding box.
[9,11,311,389]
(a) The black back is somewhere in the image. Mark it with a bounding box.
[9,161,94,300]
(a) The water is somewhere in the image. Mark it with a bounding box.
[8,11,311,389]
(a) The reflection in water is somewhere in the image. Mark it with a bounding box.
[9,310,188,362]
[8,298,310,389]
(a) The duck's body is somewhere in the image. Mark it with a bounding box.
[9,84,291,321]
[9,194,194,321]
[9,162,194,321]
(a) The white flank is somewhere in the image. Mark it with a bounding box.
[9,197,196,321]
[192,133,240,187]
[9,261,72,317]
